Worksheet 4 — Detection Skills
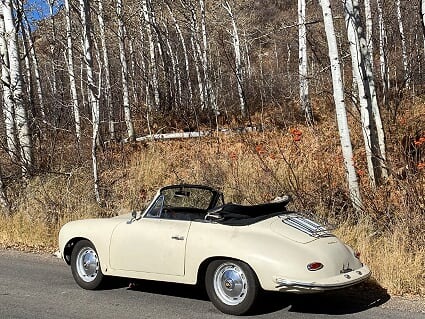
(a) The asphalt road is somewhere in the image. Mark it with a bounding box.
[0,249,423,319]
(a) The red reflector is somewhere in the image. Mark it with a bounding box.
[307,262,324,271]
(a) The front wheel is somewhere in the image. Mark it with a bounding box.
[70,240,104,290]
[205,259,259,315]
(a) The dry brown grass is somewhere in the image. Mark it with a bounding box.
[0,168,104,251]
[0,104,424,296]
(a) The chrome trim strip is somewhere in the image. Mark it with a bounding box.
[274,271,371,290]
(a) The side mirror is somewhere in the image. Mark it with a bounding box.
[127,210,138,224]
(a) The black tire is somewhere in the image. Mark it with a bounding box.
[70,240,104,290]
[205,259,259,315]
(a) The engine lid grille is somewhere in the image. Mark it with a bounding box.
[279,214,334,238]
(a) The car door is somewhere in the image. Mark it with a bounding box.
[109,217,191,276]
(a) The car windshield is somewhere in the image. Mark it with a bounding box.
[160,186,218,210]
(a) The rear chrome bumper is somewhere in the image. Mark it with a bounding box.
[273,264,371,293]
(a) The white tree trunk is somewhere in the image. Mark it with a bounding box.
[345,0,375,185]
[182,0,213,110]
[298,0,313,123]
[344,0,388,186]
[117,0,135,141]
[167,3,193,106]
[287,43,292,93]
[150,10,170,108]
[142,0,160,110]
[3,0,32,175]
[79,59,87,113]
[363,0,374,69]
[396,0,409,87]
[127,36,139,105]
[80,0,100,204]
[47,0,57,100]
[64,0,81,143]
[0,14,17,162]
[320,0,362,210]
[0,170,8,212]
[358,1,388,180]
[20,8,45,121]
[163,22,181,107]
[191,35,205,110]
[97,0,114,141]
[376,0,389,104]
[199,0,216,111]
[20,27,33,115]
[186,2,206,110]
[421,0,425,41]
[243,31,252,79]
[223,1,246,117]
[138,28,150,108]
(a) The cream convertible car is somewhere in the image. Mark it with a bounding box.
[59,184,370,315]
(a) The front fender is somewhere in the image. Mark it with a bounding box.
[59,218,124,272]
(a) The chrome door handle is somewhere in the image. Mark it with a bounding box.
[171,235,184,240]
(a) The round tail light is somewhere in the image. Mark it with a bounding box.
[307,262,324,271]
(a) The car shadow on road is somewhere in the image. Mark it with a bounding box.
[252,280,391,316]
[124,279,210,301]
[107,278,390,316]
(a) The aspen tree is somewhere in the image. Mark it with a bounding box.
[117,0,135,141]
[0,13,17,162]
[97,0,114,140]
[376,0,389,105]
[298,0,313,123]
[138,28,151,108]
[319,0,362,210]
[141,0,160,110]
[199,0,216,111]
[344,0,388,186]
[364,0,373,68]
[79,0,100,203]
[421,0,425,39]
[163,21,181,107]
[19,22,33,116]
[47,0,57,101]
[2,0,32,175]
[396,0,409,87]
[223,1,246,117]
[191,33,205,110]
[19,5,45,121]
[0,169,8,212]
[166,2,193,106]
[127,36,139,105]
[64,0,81,143]
[186,1,206,110]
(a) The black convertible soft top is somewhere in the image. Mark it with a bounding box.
[206,196,291,226]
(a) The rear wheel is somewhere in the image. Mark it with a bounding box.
[71,240,104,290]
[205,259,259,315]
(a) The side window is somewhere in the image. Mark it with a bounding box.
[145,195,164,218]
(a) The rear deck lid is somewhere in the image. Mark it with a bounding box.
[270,213,334,244]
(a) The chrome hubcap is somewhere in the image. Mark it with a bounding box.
[76,247,99,282]
[213,263,248,305]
